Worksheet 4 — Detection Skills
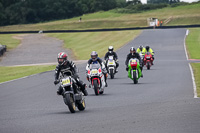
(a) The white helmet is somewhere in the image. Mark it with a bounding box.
[108,46,114,53]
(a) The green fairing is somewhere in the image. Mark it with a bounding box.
[128,61,142,80]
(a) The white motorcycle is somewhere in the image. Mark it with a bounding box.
[87,63,106,95]
[106,56,116,79]
[139,52,144,70]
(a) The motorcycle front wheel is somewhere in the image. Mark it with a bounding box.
[65,93,76,113]
[93,80,99,95]
[110,69,114,79]
[147,62,150,70]
[132,70,138,84]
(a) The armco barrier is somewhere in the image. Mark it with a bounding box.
[0,24,200,34]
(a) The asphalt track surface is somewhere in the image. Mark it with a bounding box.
[0,29,200,133]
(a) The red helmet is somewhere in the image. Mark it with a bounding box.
[57,52,67,65]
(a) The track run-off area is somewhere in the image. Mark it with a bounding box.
[0,29,200,133]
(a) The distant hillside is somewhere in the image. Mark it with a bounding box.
[0,2,199,31]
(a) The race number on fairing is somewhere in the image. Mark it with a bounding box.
[62,78,70,85]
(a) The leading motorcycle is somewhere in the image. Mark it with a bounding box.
[56,70,86,113]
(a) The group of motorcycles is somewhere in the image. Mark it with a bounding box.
[56,52,154,113]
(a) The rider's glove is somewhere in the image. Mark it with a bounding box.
[54,80,59,85]
[126,67,129,71]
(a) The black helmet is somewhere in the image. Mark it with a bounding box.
[108,46,114,53]
[57,52,67,65]
[146,46,150,51]
[130,47,136,52]
[91,51,98,61]
[130,47,136,55]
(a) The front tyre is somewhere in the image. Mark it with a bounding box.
[93,80,99,95]
[110,69,114,79]
[147,62,150,70]
[133,70,138,84]
[65,93,76,113]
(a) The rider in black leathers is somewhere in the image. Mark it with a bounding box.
[86,51,108,87]
[54,52,88,96]
[104,46,119,72]
[125,47,143,77]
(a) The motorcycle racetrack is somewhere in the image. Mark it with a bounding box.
[0,29,200,133]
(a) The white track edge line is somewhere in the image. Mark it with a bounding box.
[184,29,189,60]
[189,64,198,98]
[184,29,198,98]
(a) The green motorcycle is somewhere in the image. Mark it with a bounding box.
[128,58,142,84]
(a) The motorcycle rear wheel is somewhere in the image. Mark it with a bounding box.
[77,99,86,111]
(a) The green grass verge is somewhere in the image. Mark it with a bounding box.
[0,3,199,31]
[191,63,200,97]
[0,65,56,83]
[186,28,200,97]
[0,30,141,83]
[47,30,141,60]
[186,28,200,59]
[0,34,21,49]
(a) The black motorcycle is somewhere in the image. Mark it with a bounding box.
[56,70,86,113]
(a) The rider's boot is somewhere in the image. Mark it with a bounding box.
[81,84,88,96]
[140,67,143,78]
[104,74,108,87]
[141,73,143,78]
[57,86,63,95]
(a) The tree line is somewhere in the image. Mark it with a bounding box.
[0,0,127,26]
[0,0,183,26]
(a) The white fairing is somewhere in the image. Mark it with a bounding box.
[87,63,105,90]
[107,56,116,73]
[139,52,144,60]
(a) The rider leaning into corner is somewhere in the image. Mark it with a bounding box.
[125,47,143,77]
[104,46,119,72]
[86,51,108,87]
[145,46,155,64]
[54,52,88,96]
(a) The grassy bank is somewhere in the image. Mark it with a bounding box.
[0,65,56,83]
[0,3,199,31]
[0,30,141,83]
[0,34,21,49]
[186,28,200,97]
[47,30,141,60]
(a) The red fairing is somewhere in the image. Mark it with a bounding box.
[88,70,90,74]
[98,68,101,73]
[130,62,137,69]
[144,53,153,63]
